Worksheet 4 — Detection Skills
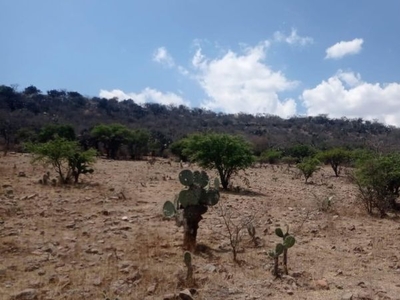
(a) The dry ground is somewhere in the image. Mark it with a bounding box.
[1,153,400,300]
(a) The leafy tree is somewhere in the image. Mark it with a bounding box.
[169,138,190,162]
[126,128,150,160]
[259,149,282,164]
[23,85,41,96]
[354,153,400,216]
[317,148,351,177]
[38,124,76,142]
[287,144,316,163]
[296,157,320,183]
[183,133,255,190]
[27,138,96,184]
[91,124,130,159]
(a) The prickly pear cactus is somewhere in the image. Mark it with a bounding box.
[162,169,220,252]
[269,225,296,276]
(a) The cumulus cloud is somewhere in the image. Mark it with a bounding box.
[301,70,400,126]
[325,38,364,59]
[99,88,188,106]
[190,42,298,117]
[153,47,175,67]
[273,28,313,46]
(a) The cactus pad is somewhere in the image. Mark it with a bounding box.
[179,170,194,186]
[178,189,201,207]
[184,251,192,266]
[283,235,296,248]
[193,170,209,188]
[275,243,284,256]
[163,201,176,218]
[275,227,284,238]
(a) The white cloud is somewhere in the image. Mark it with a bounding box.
[301,71,400,126]
[325,38,364,59]
[153,47,175,67]
[191,42,298,117]
[99,88,189,107]
[273,28,313,46]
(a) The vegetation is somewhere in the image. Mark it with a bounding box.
[259,149,282,164]
[182,133,255,190]
[296,157,320,183]
[2,84,400,160]
[317,148,351,177]
[162,170,220,252]
[27,137,96,184]
[268,226,296,276]
[354,153,400,216]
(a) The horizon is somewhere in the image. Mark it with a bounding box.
[2,1,400,125]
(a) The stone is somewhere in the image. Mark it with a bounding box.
[341,292,353,300]
[179,289,193,300]
[316,279,329,290]
[11,289,38,300]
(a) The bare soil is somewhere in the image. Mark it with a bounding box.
[1,153,400,300]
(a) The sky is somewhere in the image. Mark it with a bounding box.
[2,0,400,125]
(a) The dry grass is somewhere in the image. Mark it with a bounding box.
[1,154,400,299]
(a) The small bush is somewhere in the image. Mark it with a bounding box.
[296,157,320,183]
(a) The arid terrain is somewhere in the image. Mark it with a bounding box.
[1,153,400,300]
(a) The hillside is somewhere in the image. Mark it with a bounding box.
[1,84,399,154]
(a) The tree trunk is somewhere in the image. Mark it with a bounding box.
[273,256,279,277]
[182,206,207,252]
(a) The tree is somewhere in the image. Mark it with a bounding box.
[23,85,41,96]
[317,148,351,177]
[91,124,131,159]
[126,128,150,160]
[27,138,96,184]
[354,153,400,216]
[183,133,255,190]
[296,157,320,183]
[38,124,76,143]
[287,144,316,163]
[259,149,282,164]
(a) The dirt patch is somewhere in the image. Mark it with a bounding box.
[1,154,400,299]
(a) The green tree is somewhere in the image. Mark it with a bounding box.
[354,153,400,216]
[169,138,190,162]
[183,133,255,190]
[287,144,316,163]
[91,124,130,159]
[38,124,76,143]
[297,157,320,183]
[126,128,150,160]
[317,148,351,177]
[259,149,282,164]
[27,138,96,184]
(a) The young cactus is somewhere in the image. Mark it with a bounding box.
[273,225,296,275]
[268,243,284,276]
[162,170,220,251]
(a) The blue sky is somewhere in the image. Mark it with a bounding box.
[2,0,400,125]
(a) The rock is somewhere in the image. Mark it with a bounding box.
[179,289,193,300]
[18,172,26,177]
[147,282,157,295]
[202,264,217,273]
[163,293,178,300]
[316,279,329,290]
[27,193,38,199]
[341,292,353,300]
[11,289,38,300]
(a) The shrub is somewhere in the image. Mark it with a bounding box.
[27,138,96,184]
[354,153,400,216]
[259,149,282,164]
[296,157,320,183]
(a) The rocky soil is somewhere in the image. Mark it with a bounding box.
[1,153,400,300]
